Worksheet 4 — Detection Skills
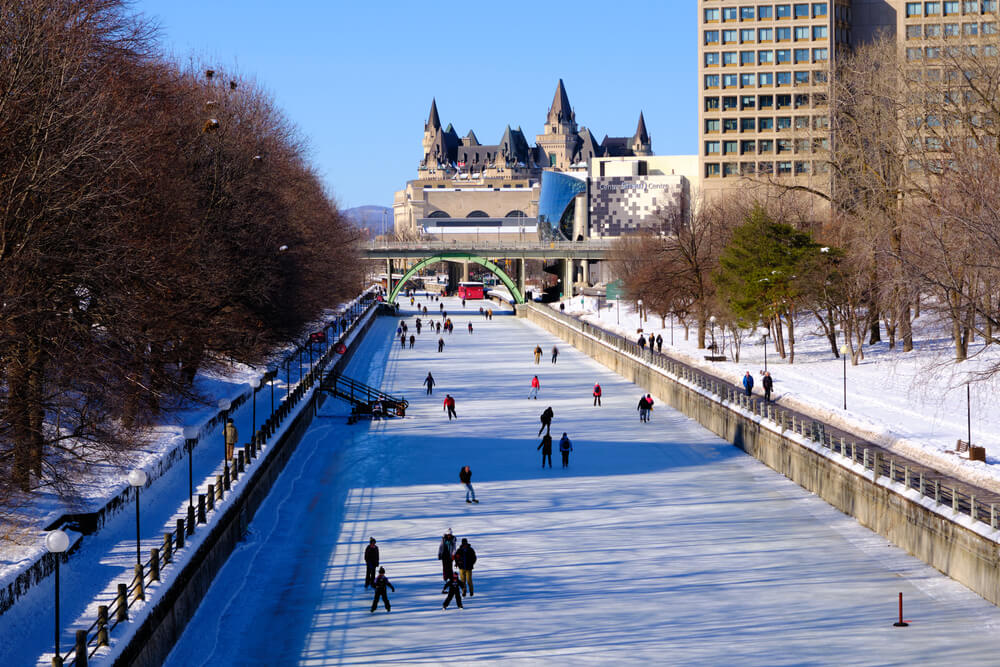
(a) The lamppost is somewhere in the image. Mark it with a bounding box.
[839,344,849,410]
[46,529,70,665]
[759,326,770,372]
[670,313,674,346]
[268,364,276,414]
[250,377,261,445]
[218,398,232,484]
[127,469,147,565]
[709,315,717,351]
[182,425,198,529]
[637,299,643,326]
[967,382,972,449]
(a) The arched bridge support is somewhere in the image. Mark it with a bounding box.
[388,253,525,304]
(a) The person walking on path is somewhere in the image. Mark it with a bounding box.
[439,530,457,580]
[592,383,602,406]
[438,337,445,352]
[370,567,395,613]
[638,334,646,351]
[637,395,650,423]
[559,432,573,468]
[443,394,457,420]
[644,394,654,421]
[762,371,773,402]
[224,419,238,461]
[534,345,543,364]
[424,372,436,395]
[364,537,379,589]
[656,334,663,353]
[455,538,477,596]
[537,433,553,468]
[442,571,464,609]
[460,465,478,503]
[528,375,540,400]
[551,346,559,364]
[742,371,754,397]
[538,406,554,436]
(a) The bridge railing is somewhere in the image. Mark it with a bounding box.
[365,239,615,252]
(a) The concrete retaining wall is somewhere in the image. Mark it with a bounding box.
[116,311,379,667]
[519,304,1000,606]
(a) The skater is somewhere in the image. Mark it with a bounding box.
[538,406,554,436]
[364,537,379,588]
[762,371,773,402]
[400,333,406,349]
[637,395,649,423]
[468,322,473,334]
[656,334,663,353]
[416,320,422,334]
[423,305,428,316]
[424,372,435,395]
[593,382,602,406]
[442,571,464,609]
[462,298,466,307]
[534,345,543,364]
[537,433,553,468]
[644,394,654,420]
[528,375,540,400]
[551,346,559,364]
[440,303,443,312]
[436,321,441,334]
[224,418,238,461]
[443,394,457,420]
[370,567,395,613]
[438,337,445,352]
[460,465,478,503]
[559,432,573,468]
[455,538,477,596]
[409,334,415,349]
[372,399,384,420]
[488,308,493,320]
[742,371,754,397]
[439,530,457,580]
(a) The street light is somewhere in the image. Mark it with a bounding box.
[839,344,849,410]
[709,315,717,351]
[759,326,770,372]
[182,425,198,530]
[637,299,643,325]
[249,376,261,445]
[218,398,232,486]
[46,529,70,665]
[268,364,276,414]
[127,469,147,565]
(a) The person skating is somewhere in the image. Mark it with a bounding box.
[559,432,573,468]
[644,394,654,421]
[372,399,384,420]
[656,334,663,353]
[224,418,238,461]
[370,567,395,613]
[533,345,542,364]
[538,406,554,436]
[438,337,445,352]
[439,530,457,580]
[637,395,649,423]
[400,333,406,349]
[528,375,540,400]
[442,571,464,609]
[424,372,436,395]
[468,322,473,334]
[742,371,754,397]
[455,538,477,596]
[592,383,602,406]
[460,465,478,503]
[537,433,553,468]
[364,537,379,589]
[415,319,422,335]
[762,371,773,402]
[443,394,457,420]
[436,321,441,334]
[409,334,415,349]
[551,346,559,364]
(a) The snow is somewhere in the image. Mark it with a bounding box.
[154,295,1000,666]
[557,296,1000,494]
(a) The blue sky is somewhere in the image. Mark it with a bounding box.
[135,1,697,210]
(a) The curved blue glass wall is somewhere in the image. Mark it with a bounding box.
[538,171,586,240]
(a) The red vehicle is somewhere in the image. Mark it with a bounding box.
[457,281,485,300]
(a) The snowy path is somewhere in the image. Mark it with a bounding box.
[161,296,1000,666]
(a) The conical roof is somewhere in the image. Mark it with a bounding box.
[426,98,441,130]
[633,111,650,144]
[547,79,574,125]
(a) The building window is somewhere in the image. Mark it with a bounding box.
[723,118,739,132]
[813,25,828,39]
[759,27,774,41]
[777,94,792,108]
[906,1,922,15]
[926,45,941,58]
[723,74,739,87]
[759,5,774,19]
[704,8,720,21]
[550,154,556,166]
[723,162,738,176]
[741,28,757,42]
[705,163,721,177]
[795,71,810,85]
[777,71,793,86]
[777,4,792,19]
[760,118,775,132]
[794,26,810,40]
[760,139,775,152]
[777,26,792,41]
[925,2,941,15]
[759,72,774,85]
[704,96,720,111]
[723,96,738,110]
[794,48,811,63]
[723,29,738,42]
[705,119,720,133]
[907,47,924,60]
[964,22,978,35]
[723,7,739,21]
[758,50,775,64]
[705,141,721,154]
[741,6,756,20]
[740,162,756,175]
[724,140,738,154]
[705,30,720,44]
[778,161,792,174]
[985,22,998,35]
[777,116,792,130]
[759,95,774,109]
[741,73,757,86]
[795,161,810,174]
[741,118,757,131]
[813,70,828,83]
[925,24,941,37]
[741,95,757,108]
[795,138,811,152]
[795,93,810,107]
[722,51,738,65]
[777,49,792,63]
[741,51,756,65]
[944,22,959,35]
[812,2,828,17]
[813,48,828,61]
[705,52,720,66]
[795,116,810,130]
[794,3,810,18]
[741,140,757,154]
[906,25,922,39]
[705,74,720,88]
[943,1,959,14]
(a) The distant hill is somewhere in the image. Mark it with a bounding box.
[344,205,391,239]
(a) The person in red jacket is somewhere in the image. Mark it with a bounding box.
[592,383,602,406]
[528,375,540,400]
[443,394,457,420]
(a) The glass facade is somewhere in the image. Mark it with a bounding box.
[537,171,586,239]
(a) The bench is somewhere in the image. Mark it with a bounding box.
[958,439,986,462]
[704,355,727,362]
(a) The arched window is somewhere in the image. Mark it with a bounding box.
[505,210,527,218]
[466,210,489,218]
[428,210,450,218]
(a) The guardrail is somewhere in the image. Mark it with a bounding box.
[49,289,380,667]
[524,303,1000,528]
[365,239,615,252]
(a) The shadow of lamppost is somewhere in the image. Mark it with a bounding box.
[218,398,232,489]
[182,425,198,531]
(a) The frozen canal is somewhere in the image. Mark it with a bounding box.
[164,296,1000,666]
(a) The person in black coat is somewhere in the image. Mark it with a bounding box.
[364,537,379,589]
[438,531,457,580]
[370,567,395,613]
[424,372,435,395]
[656,334,663,353]
[538,406,554,436]
[537,433,553,468]
[455,538,477,596]
[442,571,464,609]
[762,371,773,402]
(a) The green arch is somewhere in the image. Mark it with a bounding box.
[389,253,524,304]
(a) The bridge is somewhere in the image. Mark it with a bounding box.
[361,240,613,304]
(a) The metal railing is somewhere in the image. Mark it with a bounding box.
[366,239,615,252]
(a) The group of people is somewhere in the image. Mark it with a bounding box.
[743,370,775,402]
[537,431,573,468]
[533,345,559,364]
[637,333,664,353]
[637,393,654,423]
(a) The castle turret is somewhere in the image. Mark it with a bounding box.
[631,111,652,156]
[536,79,579,170]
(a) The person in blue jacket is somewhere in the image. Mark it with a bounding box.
[559,432,573,468]
[743,371,754,396]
